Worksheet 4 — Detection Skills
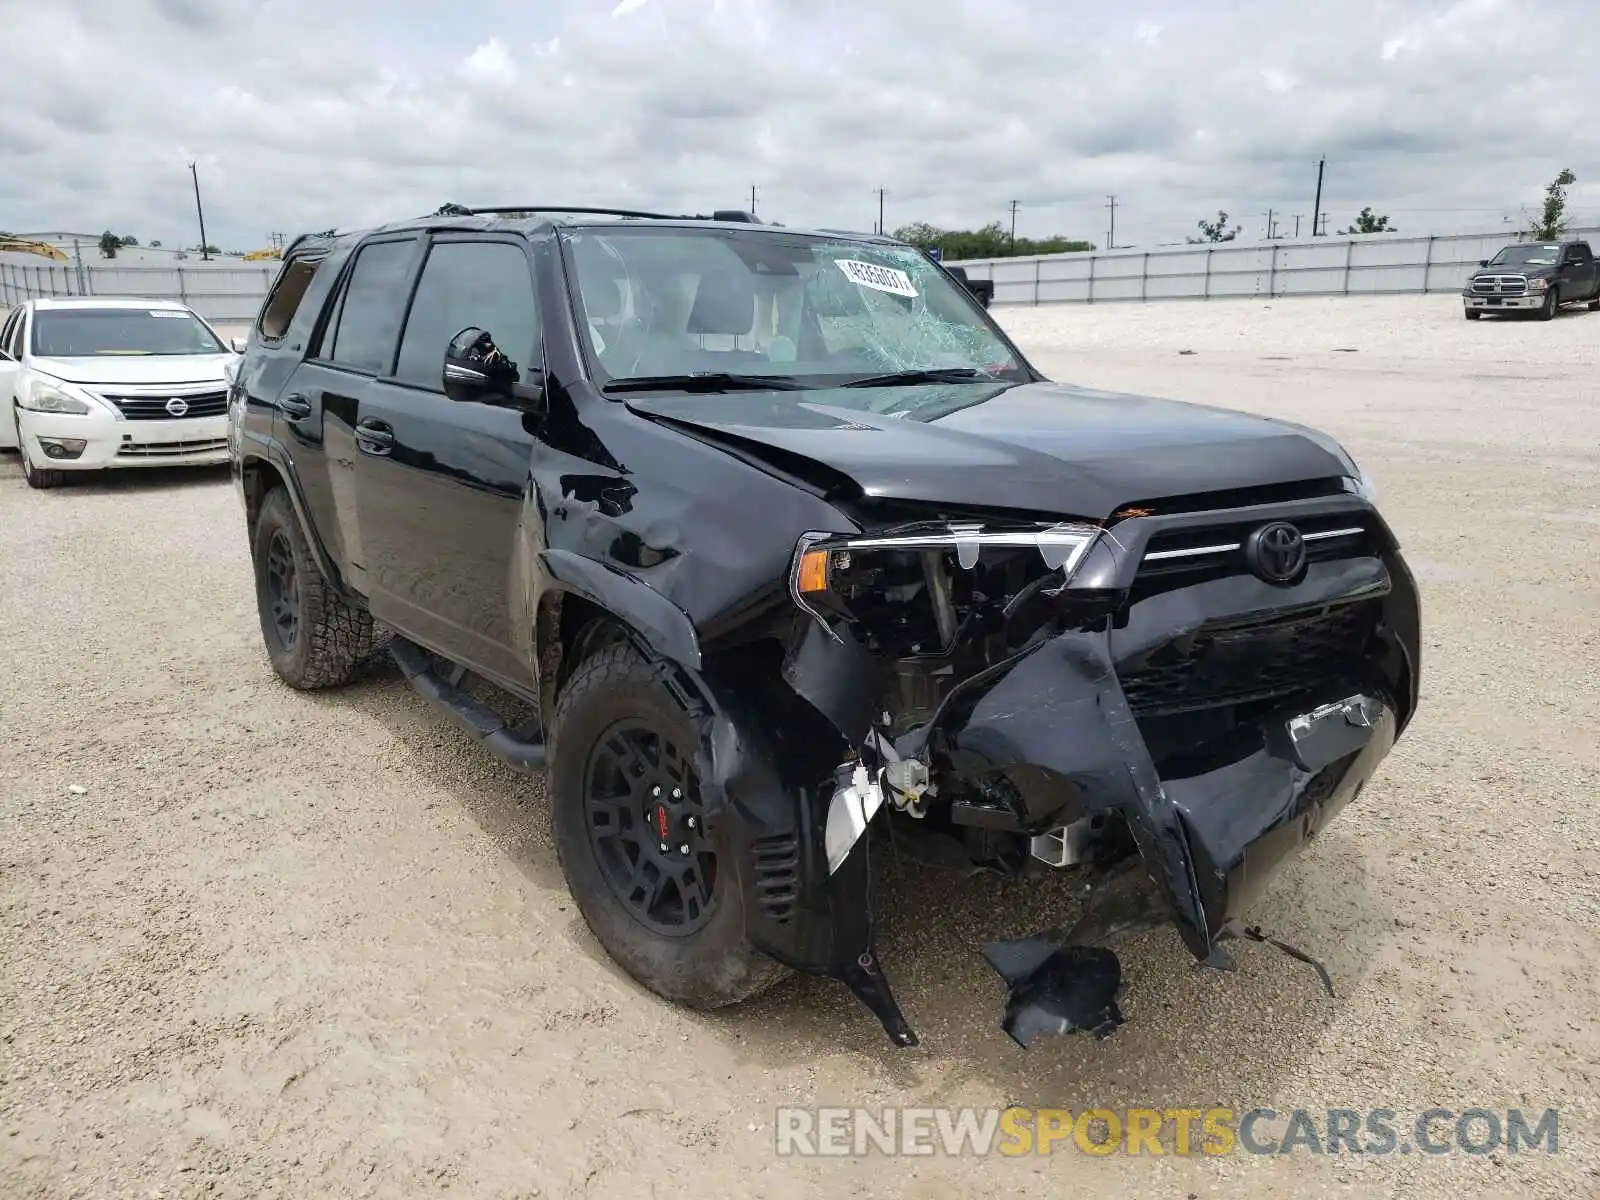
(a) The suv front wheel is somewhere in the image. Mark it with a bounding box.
[251,486,373,688]
[548,643,787,1009]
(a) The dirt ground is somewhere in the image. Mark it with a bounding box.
[3,293,1598,1199]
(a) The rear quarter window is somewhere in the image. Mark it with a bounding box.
[257,257,322,341]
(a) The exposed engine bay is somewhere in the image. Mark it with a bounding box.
[730,494,1421,1048]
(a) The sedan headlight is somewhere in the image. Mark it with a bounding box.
[789,521,1102,641]
[22,386,93,415]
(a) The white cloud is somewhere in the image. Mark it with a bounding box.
[0,0,1596,251]
[461,38,513,79]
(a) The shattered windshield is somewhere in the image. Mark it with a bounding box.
[560,226,1025,391]
[1487,244,1561,268]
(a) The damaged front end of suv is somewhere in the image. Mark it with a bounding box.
[702,486,1420,1049]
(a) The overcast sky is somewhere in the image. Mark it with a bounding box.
[2,0,1596,250]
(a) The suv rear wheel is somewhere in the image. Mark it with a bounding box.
[548,643,787,1009]
[251,486,373,688]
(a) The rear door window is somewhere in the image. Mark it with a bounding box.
[0,309,19,357]
[393,240,539,389]
[324,239,418,374]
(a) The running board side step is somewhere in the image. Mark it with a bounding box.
[389,636,548,772]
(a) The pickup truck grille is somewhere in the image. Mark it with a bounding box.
[1470,274,1527,296]
[101,389,229,421]
[1119,600,1378,717]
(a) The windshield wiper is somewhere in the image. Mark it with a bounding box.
[602,372,809,394]
[841,367,988,388]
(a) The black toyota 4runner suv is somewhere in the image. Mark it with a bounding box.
[228,205,1421,1049]
[1462,238,1600,319]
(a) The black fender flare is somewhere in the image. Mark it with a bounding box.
[535,547,704,672]
[237,439,348,598]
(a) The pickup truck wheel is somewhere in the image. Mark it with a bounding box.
[1463,308,1481,320]
[1537,288,1558,320]
[1589,292,1600,312]
[549,644,787,1009]
[251,486,373,688]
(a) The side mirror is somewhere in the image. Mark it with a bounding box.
[443,326,532,406]
[1478,259,1488,267]
[230,336,247,354]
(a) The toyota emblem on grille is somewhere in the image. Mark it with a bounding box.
[164,397,190,417]
[1246,521,1306,583]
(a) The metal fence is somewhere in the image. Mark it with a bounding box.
[949,226,1600,307]
[0,261,277,325]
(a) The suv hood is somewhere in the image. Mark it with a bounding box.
[30,353,236,387]
[626,380,1353,517]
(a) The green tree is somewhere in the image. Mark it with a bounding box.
[1528,168,1576,240]
[892,221,1093,259]
[1187,210,1241,243]
[98,230,120,259]
[1339,207,1396,234]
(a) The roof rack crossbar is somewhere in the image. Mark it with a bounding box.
[433,204,763,223]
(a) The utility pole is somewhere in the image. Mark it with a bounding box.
[1265,208,1276,239]
[1009,199,1020,249]
[1105,195,1118,249]
[1312,156,1326,236]
[188,162,210,261]
[1293,214,1302,238]
[1318,211,1330,236]
[875,188,886,235]
[750,184,758,216]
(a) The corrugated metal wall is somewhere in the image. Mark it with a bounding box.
[0,261,279,324]
[950,227,1600,306]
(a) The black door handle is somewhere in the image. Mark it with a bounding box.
[355,419,395,456]
[278,393,312,420]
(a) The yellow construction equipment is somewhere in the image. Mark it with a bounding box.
[0,236,69,263]
[243,247,283,261]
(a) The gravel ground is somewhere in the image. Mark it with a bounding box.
[2,293,1598,1199]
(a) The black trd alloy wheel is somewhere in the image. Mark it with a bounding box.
[549,643,787,1009]
[583,718,718,937]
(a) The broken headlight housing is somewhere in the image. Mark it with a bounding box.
[788,520,1103,651]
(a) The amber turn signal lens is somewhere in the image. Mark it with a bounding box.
[796,549,831,594]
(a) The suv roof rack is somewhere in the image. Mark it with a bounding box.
[432,203,762,223]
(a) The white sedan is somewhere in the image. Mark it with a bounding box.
[0,297,244,489]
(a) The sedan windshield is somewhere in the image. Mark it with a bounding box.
[1488,245,1561,268]
[30,308,225,357]
[561,226,1025,391]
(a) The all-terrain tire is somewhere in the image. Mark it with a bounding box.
[1537,288,1558,320]
[251,485,373,688]
[549,643,788,1009]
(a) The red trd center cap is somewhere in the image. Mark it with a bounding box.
[655,804,671,841]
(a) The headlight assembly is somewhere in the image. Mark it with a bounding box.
[1526,276,1549,291]
[788,521,1102,639]
[22,386,93,415]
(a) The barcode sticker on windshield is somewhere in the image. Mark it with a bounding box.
[148,310,188,317]
[835,259,918,298]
